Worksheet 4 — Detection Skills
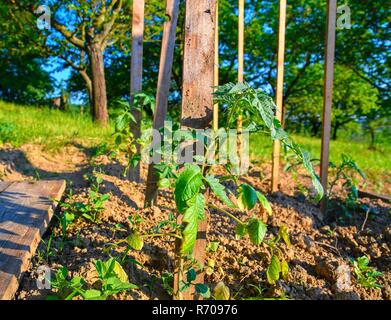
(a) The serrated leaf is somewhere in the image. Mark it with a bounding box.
[267,255,281,285]
[237,184,258,211]
[256,191,272,216]
[180,194,205,255]
[186,268,196,283]
[281,259,289,280]
[206,241,219,252]
[181,220,198,255]
[205,175,236,208]
[206,259,215,276]
[112,260,129,283]
[278,225,291,247]
[246,218,267,245]
[195,283,211,298]
[235,223,247,238]
[175,165,203,213]
[126,231,144,251]
[185,194,205,221]
[158,178,171,189]
[214,281,230,300]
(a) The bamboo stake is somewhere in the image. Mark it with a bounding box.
[213,2,219,132]
[237,0,244,174]
[129,0,145,183]
[271,0,287,193]
[144,0,180,207]
[320,0,337,216]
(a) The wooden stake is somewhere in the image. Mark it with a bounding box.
[237,0,244,174]
[144,0,180,207]
[238,0,244,83]
[213,2,219,132]
[173,0,216,300]
[129,0,145,182]
[271,0,287,193]
[320,0,337,215]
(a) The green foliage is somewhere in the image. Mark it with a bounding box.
[179,268,211,299]
[214,82,324,201]
[205,174,235,208]
[50,258,137,300]
[328,154,367,221]
[59,173,109,224]
[126,231,144,251]
[351,256,383,289]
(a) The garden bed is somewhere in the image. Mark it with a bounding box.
[0,144,390,300]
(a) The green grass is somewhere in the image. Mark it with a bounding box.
[250,133,391,184]
[0,100,113,152]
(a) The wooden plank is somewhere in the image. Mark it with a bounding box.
[129,0,145,182]
[271,0,287,193]
[358,190,391,202]
[173,0,216,300]
[0,180,66,300]
[144,0,180,207]
[320,0,337,215]
[0,182,13,194]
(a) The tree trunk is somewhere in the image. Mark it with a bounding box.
[79,69,94,118]
[88,44,108,126]
[369,126,376,149]
[332,123,339,140]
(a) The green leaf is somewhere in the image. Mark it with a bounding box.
[185,194,206,221]
[213,281,230,300]
[180,194,205,255]
[246,218,267,245]
[126,231,144,251]
[267,255,281,285]
[181,219,198,255]
[278,225,291,247]
[175,165,203,213]
[206,241,219,252]
[205,174,236,208]
[83,289,104,300]
[158,178,171,189]
[235,223,247,238]
[281,259,289,280]
[237,184,258,211]
[112,260,129,283]
[256,191,272,216]
[186,268,197,283]
[195,283,211,298]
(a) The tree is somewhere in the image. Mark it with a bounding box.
[0,3,52,104]
[5,0,131,126]
[286,64,379,140]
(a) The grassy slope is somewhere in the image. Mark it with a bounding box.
[1,100,389,183]
[0,101,112,151]
[250,133,391,186]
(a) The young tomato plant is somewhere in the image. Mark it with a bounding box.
[130,82,323,299]
[58,172,109,225]
[351,255,383,289]
[327,154,366,221]
[49,258,137,300]
[112,94,155,176]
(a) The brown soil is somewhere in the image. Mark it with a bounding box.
[1,144,390,300]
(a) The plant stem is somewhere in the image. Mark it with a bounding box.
[208,204,243,225]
